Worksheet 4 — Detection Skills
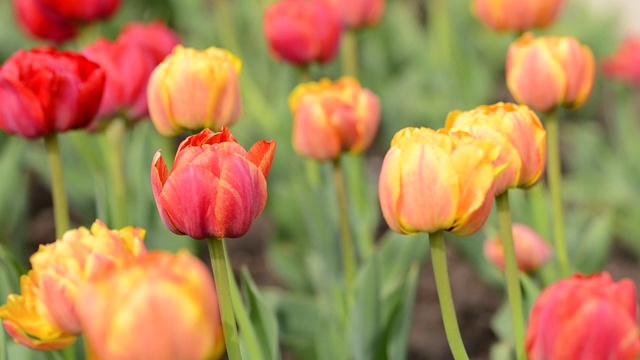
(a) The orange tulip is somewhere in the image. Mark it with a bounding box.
[526,273,640,360]
[147,45,242,136]
[379,127,500,236]
[289,77,380,161]
[445,102,546,194]
[78,250,225,360]
[151,127,276,240]
[484,223,552,272]
[506,33,595,112]
[472,0,564,32]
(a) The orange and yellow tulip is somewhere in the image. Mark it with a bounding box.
[472,0,564,32]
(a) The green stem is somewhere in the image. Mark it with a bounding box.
[60,344,75,360]
[495,191,526,360]
[333,157,356,292]
[105,118,127,228]
[545,110,571,278]
[207,238,242,360]
[214,0,241,55]
[299,65,311,83]
[341,30,358,77]
[44,134,70,238]
[429,230,469,360]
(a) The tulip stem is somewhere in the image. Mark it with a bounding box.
[429,230,469,360]
[546,110,571,278]
[341,30,358,77]
[207,238,242,360]
[60,344,75,360]
[333,157,356,293]
[44,134,70,238]
[105,118,128,228]
[496,191,526,360]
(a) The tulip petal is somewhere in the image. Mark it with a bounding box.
[151,151,182,235]
[378,147,404,233]
[0,77,48,138]
[215,156,257,238]
[293,102,341,160]
[246,139,276,178]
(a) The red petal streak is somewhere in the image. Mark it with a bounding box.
[246,140,276,178]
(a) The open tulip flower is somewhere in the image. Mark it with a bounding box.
[289,77,380,161]
[0,47,105,139]
[507,33,595,112]
[151,127,276,240]
[472,0,564,32]
[445,102,546,194]
[526,273,640,360]
[379,127,501,236]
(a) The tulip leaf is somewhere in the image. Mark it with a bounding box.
[566,209,614,274]
[349,251,383,360]
[240,268,281,360]
[385,263,419,360]
[489,341,514,360]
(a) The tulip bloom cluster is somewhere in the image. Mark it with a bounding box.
[289,77,380,161]
[473,0,564,32]
[602,36,640,87]
[526,273,640,359]
[484,223,552,272]
[0,47,106,139]
[82,21,180,123]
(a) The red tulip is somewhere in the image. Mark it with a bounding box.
[264,0,342,65]
[151,127,276,240]
[14,0,77,43]
[526,273,640,360]
[36,0,120,23]
[0,47,105,139]
[602,36,640,87]
[118,21,181,63]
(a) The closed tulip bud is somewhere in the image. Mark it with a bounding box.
[151,127,276,240]
[264,0,342,65]
[77,251,225,360]
[147,45,242,136]
[483,223,552,272]
[445,102,546,194]
[472,0,564,32]
[507,33,595,112]
[526,273,640,360]
[379,128,501,236]
[289,77,380,161]
[602,36,640,87]
[14,0,77,43]
[322,0,385,29]
[0,221,145,348]
[0,47,105,139]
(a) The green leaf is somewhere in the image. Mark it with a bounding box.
[349,251,383,360]
[241,268,280,360]
[386,263,419,360]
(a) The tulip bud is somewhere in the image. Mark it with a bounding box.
[77,251,225,360]
[151,127,276,240]
[322,0,385,29]
[445,102,546,194]
[379,127,501,236]
[526,273,640,360]
[264,0,342,65]
[483,223,552,272]
[506,33,595,112]
[118,21,181,63]
[147,45,242,136]
[0,47,106,139]
[472,0,564,32]
[602,36,640,87]
[14,0,77,43]
[289,77,380,161]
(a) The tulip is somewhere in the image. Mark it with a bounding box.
[526,273,640,360]
[264,0,342,65]
[602,36,640,87]
[0,47,105,139]
[484,223,552,272]
[472,0,564,32]
[445,102,546,194]
[506,33,595,112]
[151,127,276,240]
[34,0,120,23]
[379,127,500,236]
[14,0,77,43]
[77,250,225,360]
[322,0,385,29]
[118,21,181,63]
[147,45,242,136]
[289,77,380,161]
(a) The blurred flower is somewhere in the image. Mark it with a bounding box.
[151,127,276,240]
[289,77,380,161]
[322,0,385,29]
[147,45,242,136]
[602,36,640,87]
[0,47,105,139]
[264,0,342,65]
[526,272,640,360]
[472,0,564,32]
[78,251,225,360]
[507,33,595,112]
[483,223,552,272]
[379,128,501,236]
[35,0,120,23]
[445,102,546,194]
[82,22,179,122]
[0,221,145,349]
